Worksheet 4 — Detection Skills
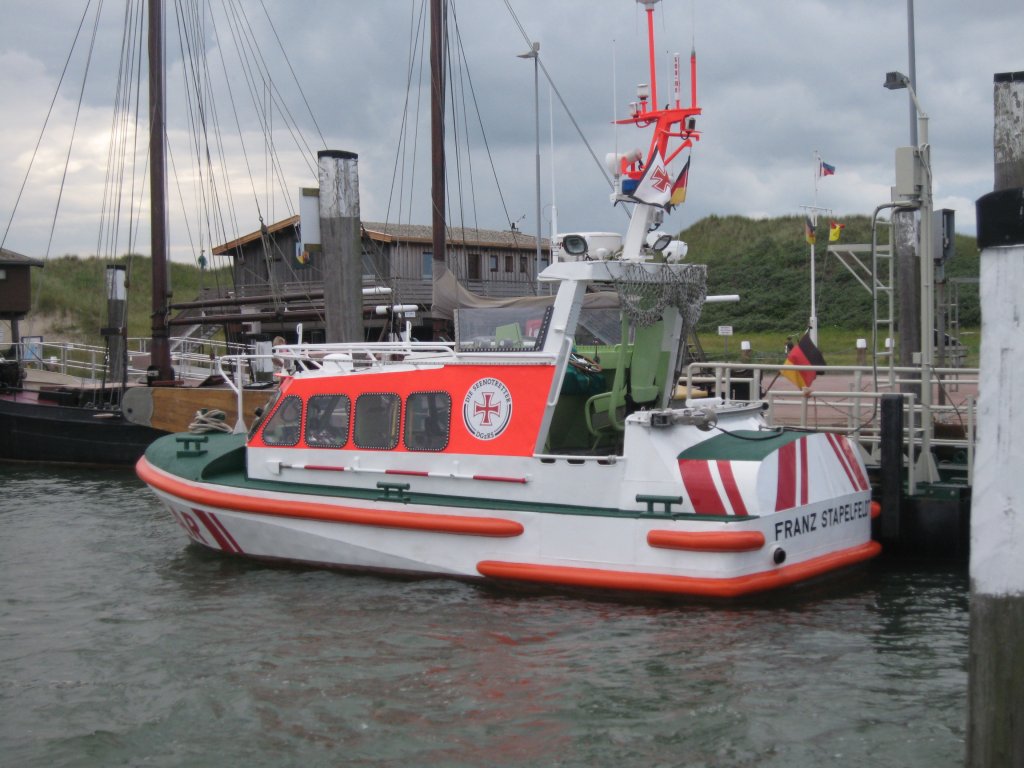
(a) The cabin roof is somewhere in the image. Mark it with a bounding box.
[212,216,548,256]
[0,247,44,267]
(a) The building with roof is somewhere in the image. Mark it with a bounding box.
[176,216,550,343]
[0,247,44,350]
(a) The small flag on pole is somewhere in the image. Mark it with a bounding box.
[829,221,845,242]
[668,156,691,210]
[629,148,673,209]
[819,160,836,177]
[804,216,816,245]
[781,333,827,389]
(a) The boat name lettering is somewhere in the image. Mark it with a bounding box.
[773,512,817,541]
[463,378,513,441]
[773,501,868,540]
[820,501,868,528]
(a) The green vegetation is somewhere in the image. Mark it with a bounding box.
[27,255,232,345]
[680,214,980,364]
[22,215,982,364]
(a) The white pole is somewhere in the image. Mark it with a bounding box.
[549,82,558,250]
[809,151,820,344]
[967,70,1024,768]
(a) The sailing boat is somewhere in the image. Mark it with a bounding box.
[136,0,880,597]
[0,1,304,464]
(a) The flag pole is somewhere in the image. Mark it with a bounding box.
[809,150,819,345]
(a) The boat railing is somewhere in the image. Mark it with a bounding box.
[275,341,462,370]
[682,361,978,495]
[9,337,250,385]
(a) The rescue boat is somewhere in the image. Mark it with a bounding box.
[136,1,880,597]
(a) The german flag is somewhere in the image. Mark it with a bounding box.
[781,333,826,389]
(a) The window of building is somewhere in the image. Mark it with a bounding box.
[489,254,498,272]
[362,251,376,277]
[261,395,303,446]
[519,255,528,274]
[404,392,451,452]
[422,252,433,279]
[467,253,481,280]
[504,254,514,272]
[304,394,350,448]
[353,393,401,449]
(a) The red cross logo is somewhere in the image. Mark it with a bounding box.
[650,165,671,192]
[474,392,502,426]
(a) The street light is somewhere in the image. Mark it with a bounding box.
[518,41,542,294]
[884,69,938,482]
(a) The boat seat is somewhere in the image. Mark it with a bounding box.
[584,321,664,436]
[495,323,522,345]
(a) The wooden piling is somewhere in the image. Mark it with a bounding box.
[967,70,1024,768]
[318,150,363,344]
[879,394,903,545]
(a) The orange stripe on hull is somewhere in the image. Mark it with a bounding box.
[647,529,765,552]
[477,540,881,598]
[137,458,524,538]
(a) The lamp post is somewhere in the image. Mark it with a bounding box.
[518,41,542,294]
[884,69,938,482]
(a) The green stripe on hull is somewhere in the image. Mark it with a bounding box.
[145,433,759,522]
[677,429,805,461]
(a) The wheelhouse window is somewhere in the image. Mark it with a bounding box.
[248,389,281,440]
[353,393,401,450]
[261,395,303,446]
[304,394,350,448]
[404,392,451,452]
[455,304,554,352]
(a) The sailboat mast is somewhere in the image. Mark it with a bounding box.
[429,0,446,274]
[148,0,173,382]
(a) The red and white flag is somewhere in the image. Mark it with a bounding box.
[629,148,673,209]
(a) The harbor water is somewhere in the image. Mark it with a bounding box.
[1,464,967,767]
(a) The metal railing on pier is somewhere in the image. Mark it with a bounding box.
[681,361,977,495]
[7,337,248,385]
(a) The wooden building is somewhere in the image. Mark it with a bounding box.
[0,247,44,349]
[187,216,549,342]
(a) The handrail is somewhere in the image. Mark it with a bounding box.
[682,360,977,494]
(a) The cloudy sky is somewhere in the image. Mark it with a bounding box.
[0,0,1021,264]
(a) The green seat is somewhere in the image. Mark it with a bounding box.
[584,321,665,436]
[495,323,522,344]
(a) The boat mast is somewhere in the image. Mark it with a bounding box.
[148,0,174,382]
[429,0,447,337]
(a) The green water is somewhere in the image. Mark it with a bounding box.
[0,464,967,767]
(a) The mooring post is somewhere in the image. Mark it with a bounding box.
[879,393,904,545]
[318,150,363,344]
[967,70,1024,768]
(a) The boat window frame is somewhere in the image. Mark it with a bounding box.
[403,391,452,452]
[304,393,351,449]
[353,392,402,450]
[248,389,281,440]
[260,394,304,447]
